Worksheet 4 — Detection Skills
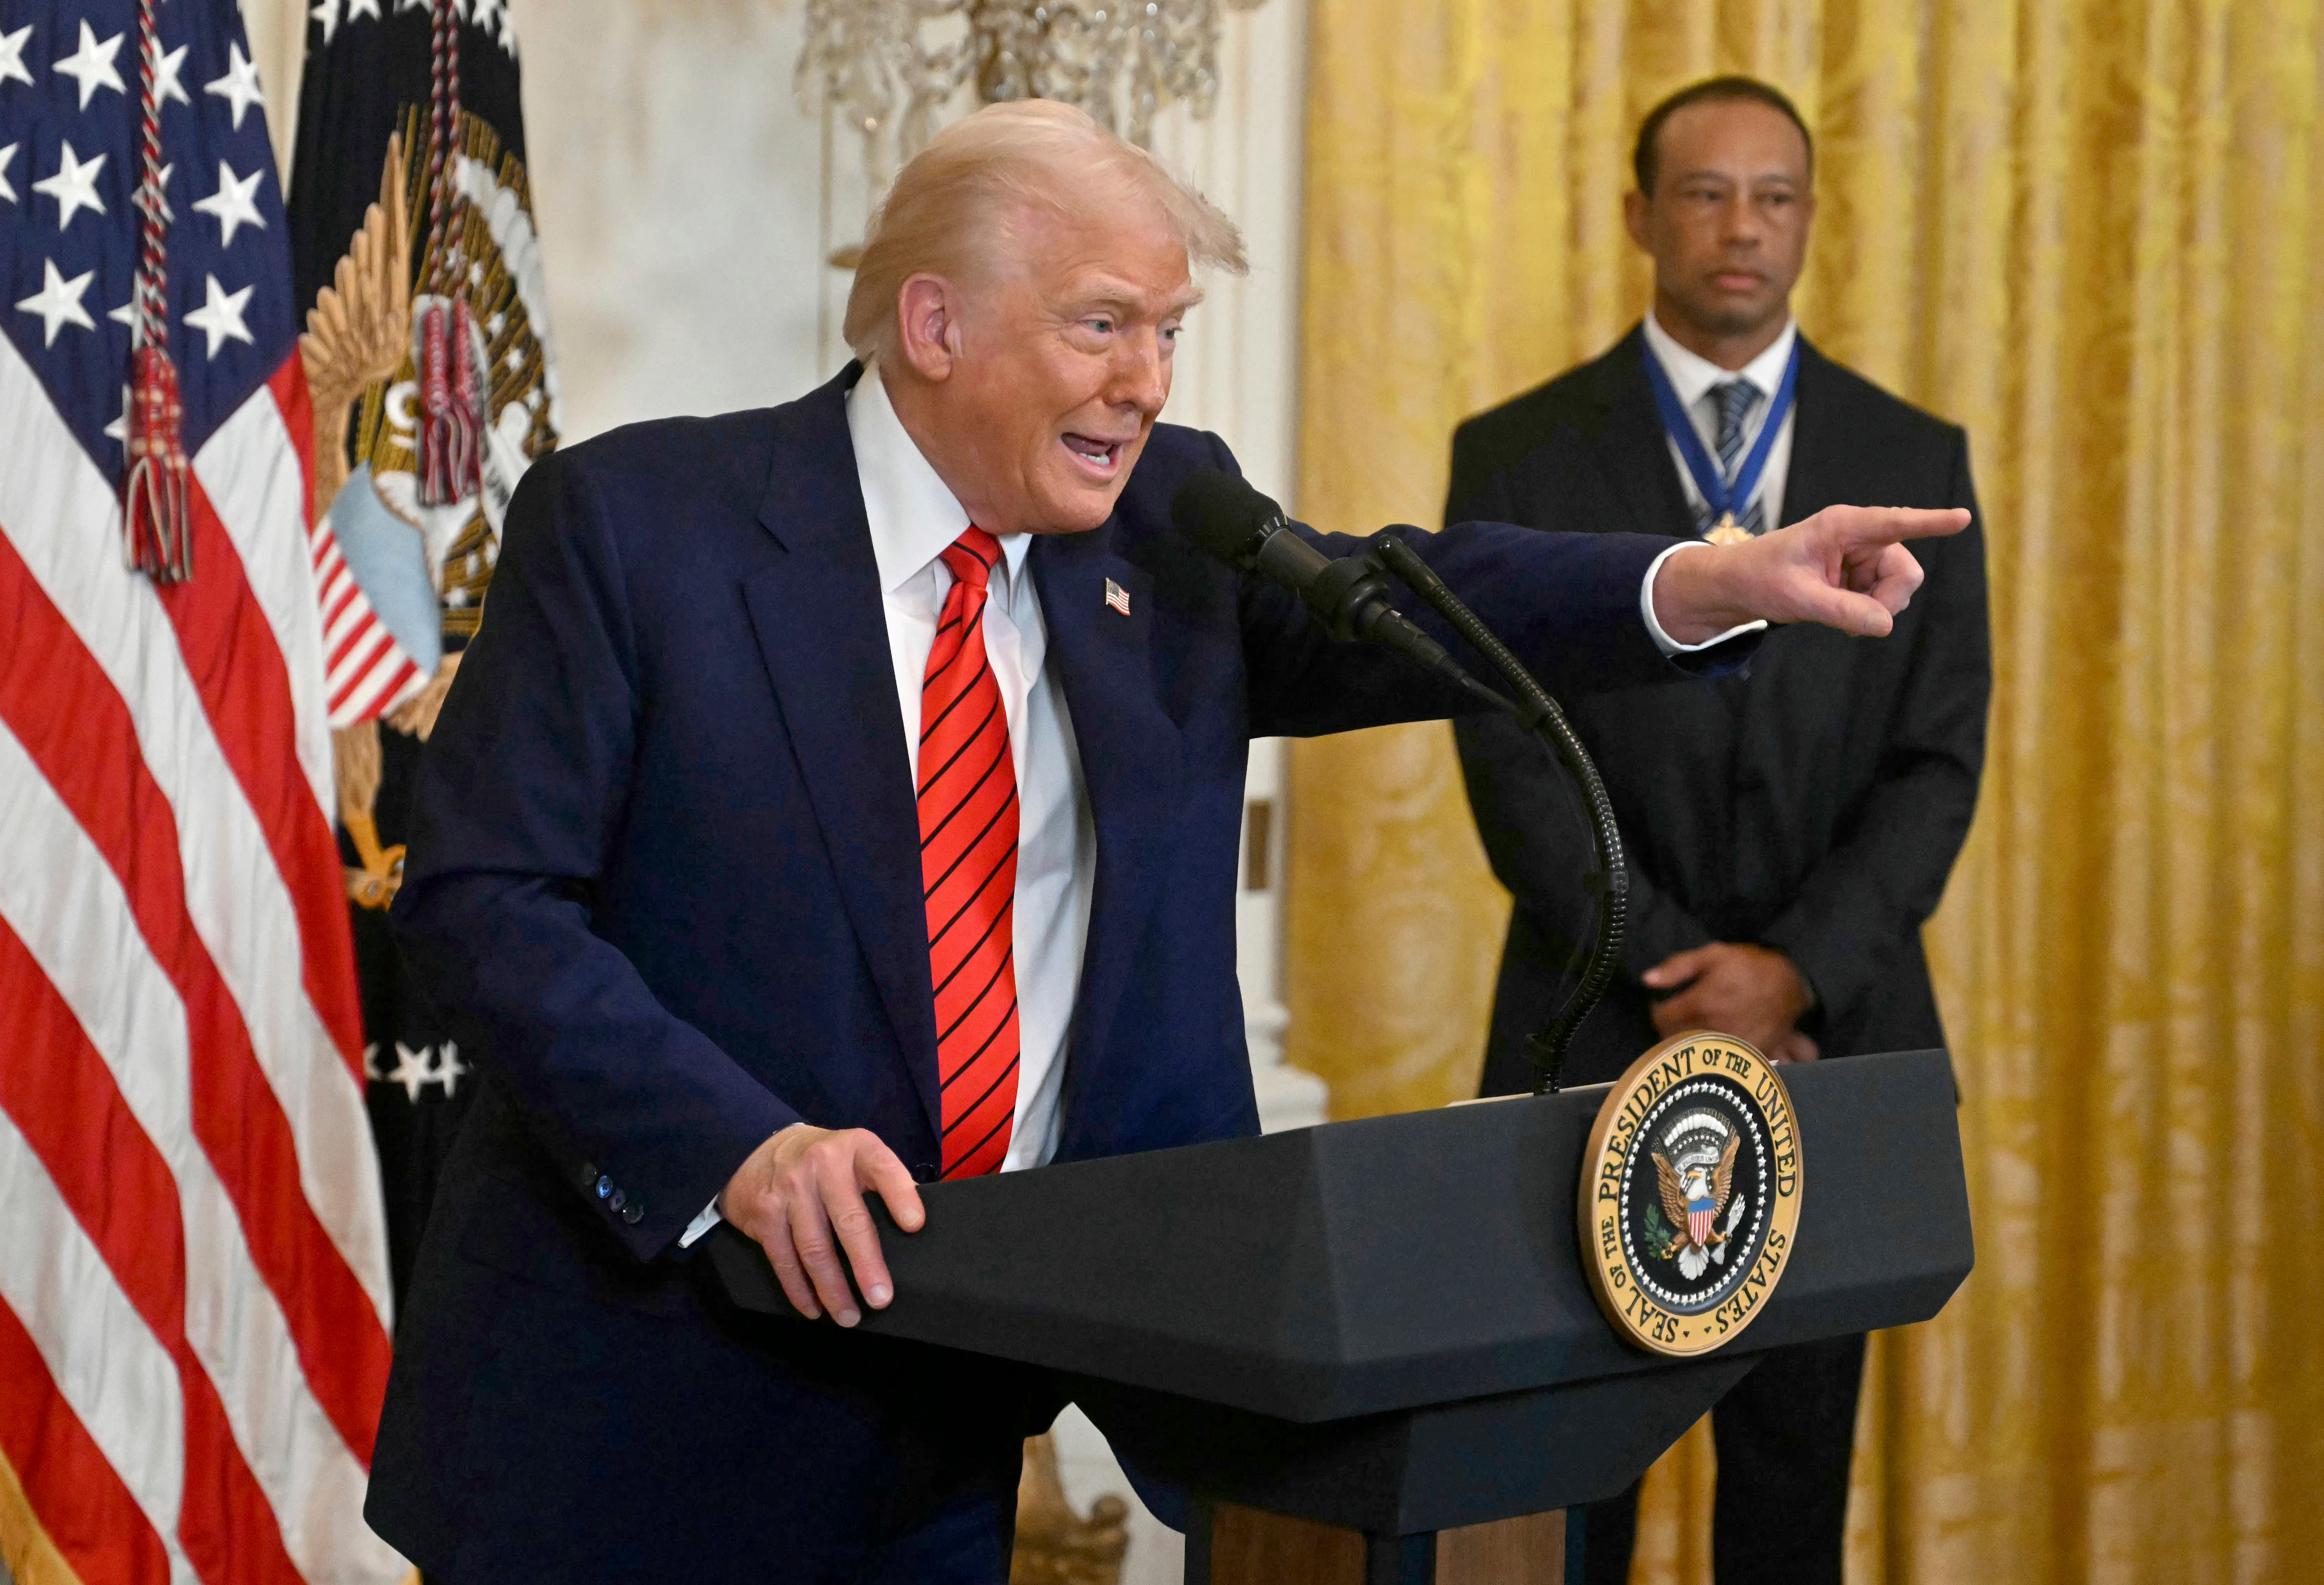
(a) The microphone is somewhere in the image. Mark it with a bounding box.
[1171,468,1460,678]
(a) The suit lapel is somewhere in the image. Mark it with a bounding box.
[742,371,943,1137]
[1030,526,1185,1128]
[1592,328,1698,538]
[1773,337,1845,525]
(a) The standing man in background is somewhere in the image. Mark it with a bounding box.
[1448,78,1991,1585]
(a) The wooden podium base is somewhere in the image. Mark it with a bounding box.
[1187,1502,1564,1585]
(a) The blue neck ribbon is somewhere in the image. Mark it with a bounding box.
[1642,335,1802,530]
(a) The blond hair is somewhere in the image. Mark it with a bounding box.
[843,100,1248,363]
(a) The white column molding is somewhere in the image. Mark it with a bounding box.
[1143,0,1326,1140]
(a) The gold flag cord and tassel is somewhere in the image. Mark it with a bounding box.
[413,0,483,510]
[122,0,192,584]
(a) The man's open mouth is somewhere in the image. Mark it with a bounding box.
[1062,434,1127,474]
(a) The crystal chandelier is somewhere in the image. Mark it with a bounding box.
[797,0,1268,191]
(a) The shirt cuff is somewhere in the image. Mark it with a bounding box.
[1641,541,1771,656]
[679,1198,722,1249]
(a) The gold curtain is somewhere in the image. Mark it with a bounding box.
[1286,2,2324,1580]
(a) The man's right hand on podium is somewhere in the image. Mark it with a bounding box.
[720,1123,926,1328]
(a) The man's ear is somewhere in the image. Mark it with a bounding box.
[1622,189,1653,253]
[897,274,959,383]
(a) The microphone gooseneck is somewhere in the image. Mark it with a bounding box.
[1369,535,1627,1095]
[1171,467,1628,1094]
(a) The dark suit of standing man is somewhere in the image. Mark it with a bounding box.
[1450,79,1991,1585]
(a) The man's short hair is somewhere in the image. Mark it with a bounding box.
[843,100,1248,364]
[1632,76,1814,197]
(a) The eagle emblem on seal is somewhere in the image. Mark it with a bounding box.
[1650,1123,1747,1281]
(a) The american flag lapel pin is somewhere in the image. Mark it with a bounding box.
[1104,577,1132,616]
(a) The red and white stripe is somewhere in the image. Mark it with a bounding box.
[310,521,425,728]
[0,330,403,1582]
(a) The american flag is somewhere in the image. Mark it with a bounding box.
[0,2,400,1582]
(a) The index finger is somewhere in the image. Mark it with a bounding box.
[815,1153,895,1314]
[1834,505,1970,547]
[838,1134,925,1312]
[858,1137,925,1235]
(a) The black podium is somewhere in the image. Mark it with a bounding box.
[711,1048,1971,1584]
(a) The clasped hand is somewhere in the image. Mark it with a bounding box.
[720,1122,923,1327]
[1643,941,1818,1064]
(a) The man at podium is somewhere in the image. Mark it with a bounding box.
[364,98,1967,1584]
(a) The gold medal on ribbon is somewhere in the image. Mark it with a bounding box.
[1648,337,1799,551]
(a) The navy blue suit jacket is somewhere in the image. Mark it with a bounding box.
[365,365,1732,1580]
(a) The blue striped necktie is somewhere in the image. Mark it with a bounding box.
[1708,380,1767,538]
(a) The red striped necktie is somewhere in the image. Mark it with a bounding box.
[920,527,1021,1179]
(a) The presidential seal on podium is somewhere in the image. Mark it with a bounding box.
[1578,1032,1804,1356]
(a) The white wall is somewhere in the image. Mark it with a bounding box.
[1140,8,1318,1138]
[515,0,836,437]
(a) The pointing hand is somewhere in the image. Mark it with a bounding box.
[1651,504,1971,645]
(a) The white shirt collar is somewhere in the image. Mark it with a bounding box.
[1643,310,1799,410]
[847,361,1033,594]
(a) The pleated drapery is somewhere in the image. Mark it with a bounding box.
[1287,3,2324,1580]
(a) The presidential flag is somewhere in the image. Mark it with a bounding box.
[287,0,557,1302]
[0,1,400,1580]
